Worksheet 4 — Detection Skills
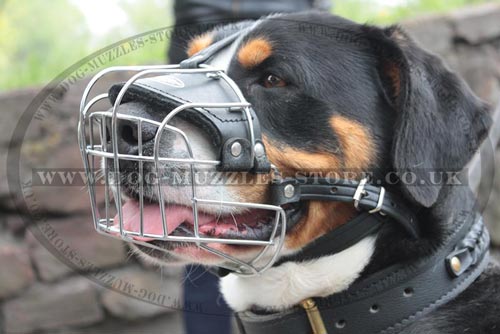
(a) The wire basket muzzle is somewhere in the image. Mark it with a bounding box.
[78,65,286,276]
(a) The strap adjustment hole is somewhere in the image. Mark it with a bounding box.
[404,287,414,297]
[335,319,346,329]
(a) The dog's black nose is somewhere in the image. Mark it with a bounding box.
[116,119,157,147]
[106,102,158,154]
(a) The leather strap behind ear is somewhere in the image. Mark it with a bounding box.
[181,30,246,68]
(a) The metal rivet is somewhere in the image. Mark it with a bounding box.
[206,72,221,79]
[450,256,462,274]
[284,184,295,198]
[230,141,242,157]
[254,143,265,157]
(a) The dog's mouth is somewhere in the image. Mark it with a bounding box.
[114,199,303,263]
[115,201,292,241]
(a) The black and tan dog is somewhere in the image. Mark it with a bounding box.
[111,12,500,333]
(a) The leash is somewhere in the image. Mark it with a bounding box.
[235,214,490,334]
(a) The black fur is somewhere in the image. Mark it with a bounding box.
[223,12,499,333]
[365,25,491,207]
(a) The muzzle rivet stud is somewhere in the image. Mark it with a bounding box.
[254,143,265,157]
[284,184,295,198]
[231,141,242,157]
[206,72,221,79]
[450,256,462,274]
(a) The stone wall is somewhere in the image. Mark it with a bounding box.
[1,3,500,334]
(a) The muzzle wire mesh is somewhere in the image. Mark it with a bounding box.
[78,65,286,275]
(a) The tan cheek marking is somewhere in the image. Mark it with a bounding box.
[230,134,342,212]
[232,173,270,204]
[228,133,339,210]
[262,136,342,175]
[237,38,273,69]
[285,201,355,250]
[234,131,367,250]
[262,124,372,249]
[261,136,355,249]
[330,116,376,169]
[186,33,213,57]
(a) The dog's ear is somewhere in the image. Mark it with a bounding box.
[365,25,491,207]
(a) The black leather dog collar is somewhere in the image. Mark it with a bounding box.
[235,215,490,334]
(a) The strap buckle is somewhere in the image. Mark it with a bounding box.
[353,177,369,210]
[353,178,386,215]
[369,187,386,214]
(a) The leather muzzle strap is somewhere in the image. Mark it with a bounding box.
[271,178,419,238]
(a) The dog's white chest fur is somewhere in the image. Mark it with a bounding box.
[220,236,377,312]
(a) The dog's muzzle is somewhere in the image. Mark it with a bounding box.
[78,54,293,276]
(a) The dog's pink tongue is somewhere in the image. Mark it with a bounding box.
[113,201,211,241]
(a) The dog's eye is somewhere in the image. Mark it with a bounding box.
[262,74,287,88]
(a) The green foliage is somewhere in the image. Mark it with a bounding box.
[0,0,172,91]
[0,0,90,90]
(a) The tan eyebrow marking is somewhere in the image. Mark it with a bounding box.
[186,32,213,57]
[237,37,273,69]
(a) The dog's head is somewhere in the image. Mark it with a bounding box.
[108,12,490,268]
